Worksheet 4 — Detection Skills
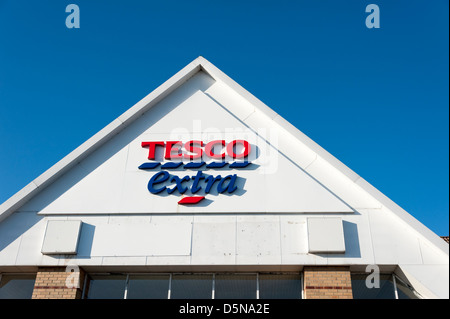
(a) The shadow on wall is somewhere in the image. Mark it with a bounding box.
[342,221,361,258]
[75,223,95,258]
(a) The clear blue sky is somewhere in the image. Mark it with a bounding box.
[0,1,448,235]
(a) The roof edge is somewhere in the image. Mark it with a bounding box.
[0,57,204,223]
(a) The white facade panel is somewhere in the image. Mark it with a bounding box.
[279,216,309,256]
[369,208,424,265]
[305,156,382,210]
[236,216,282,265]
[41,220,82,255]
[89,222,192,257]
[191,216,237,265]
[307,218,345,254]
[0,212,42,266]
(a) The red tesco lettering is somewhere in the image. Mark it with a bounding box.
[141,140,251,160]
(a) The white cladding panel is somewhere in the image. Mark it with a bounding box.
[41,220,82,255]
[89,222,192,257]
[307,218,345,254]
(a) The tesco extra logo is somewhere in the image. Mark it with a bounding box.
[138,140,251,204]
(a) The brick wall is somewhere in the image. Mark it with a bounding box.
[32,267,85,299]
[304,266,353,299]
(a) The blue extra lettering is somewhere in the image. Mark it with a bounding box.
[217,174,238,193]
[147,171,170,194]
[191,170,205,194]
[205,175,222,193]
[167,175,190,194]
[147,171,240,195]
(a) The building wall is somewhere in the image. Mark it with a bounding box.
[0,70,448,299]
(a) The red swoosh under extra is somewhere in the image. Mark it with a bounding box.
[178,196,205,204]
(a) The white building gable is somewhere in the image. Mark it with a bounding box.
[0,57,448,299]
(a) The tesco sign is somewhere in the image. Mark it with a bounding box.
[139,140,252,204]
[141,140,251,160]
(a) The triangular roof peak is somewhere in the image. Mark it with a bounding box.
[0,56,447,256]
